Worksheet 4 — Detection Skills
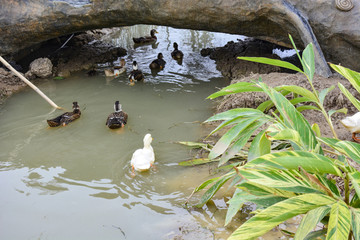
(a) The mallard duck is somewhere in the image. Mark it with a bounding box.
[47,102,81,127]
[104,59,126,77]
[171,42,184,60]
[132,29,158,44]
[106,101,128,129]
[341,112,360,142]
[149,53,166,70]
[130,133,155,174]
[128,61,144,84]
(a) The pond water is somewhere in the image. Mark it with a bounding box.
[0,25,249,239]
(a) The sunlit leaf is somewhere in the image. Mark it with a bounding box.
[302,43,315,82]
[209,117,260,159]
[351,208,360,240]
[176,141,211,150]
[258,82,320,152]
[248,130,270,161]
[296,105,321,112]
[178,158,219,166]
[350,172,360,200]
[312,123,321,137]
[219,119,268,165]
[326,200,351,240]
[195,173,234,207]
[238,56,303,73]
[279,85,317,102]
[246,151,343,176]
[294,206,331,240]
[330,63,360,94]
[207,82,262,99]
[319,85,335,105]
[228,193,335,240]
[328,107,347,118]
[319,137,360,165]
[338,82,360,112]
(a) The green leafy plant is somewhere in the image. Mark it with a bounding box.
[186,35,360,239]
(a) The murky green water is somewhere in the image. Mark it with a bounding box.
[0,25,249,239]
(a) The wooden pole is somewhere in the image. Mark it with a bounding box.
[0,56,62,109]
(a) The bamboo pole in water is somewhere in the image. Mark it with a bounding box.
[0,56,62,109]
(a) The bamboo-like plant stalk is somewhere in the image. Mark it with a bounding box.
[0,56,62,109]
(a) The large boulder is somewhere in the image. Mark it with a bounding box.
[0,0,359,77]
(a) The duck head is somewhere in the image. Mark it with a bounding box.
[114,101,122,112]
[143,133,153,147]
[132,61,138,70]
[72,101,80,113]
[150,29,158,37]
[157,53,164,59]
[173,42,178,50]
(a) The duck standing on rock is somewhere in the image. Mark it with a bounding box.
[128,61,144,84]
[133,29,158,44]
[340,112,360,142]
[130,133,155,176]
[106,101,128,129]
[104,59,126,77]
[149,53,166,70]
[47,102,81,127]
[171,42,184,60]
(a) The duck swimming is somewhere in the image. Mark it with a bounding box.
[149,53,166,70]
[132,29,158,44]
[106,101,128,129]
[171,42,184,60]
[341,112,360,142]
[47,102,81,127]
[130,133,155,175]
[128,61,144,84]
[104,59,126,77]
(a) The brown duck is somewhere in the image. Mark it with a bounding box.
[133,29,158,44]
[149,53,166,70]
[171,42,184,60]
[47,102,81,127]
[106,101,128,129]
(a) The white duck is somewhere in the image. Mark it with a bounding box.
[130,134,155,174]
[340,112,360,142]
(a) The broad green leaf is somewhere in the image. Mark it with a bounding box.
[237,181,296,199]
[228,193,335,240]
[225,188,247,226]
[338,82,360,111]
[289,34,304,68]
[279,85,317,102]
[302,43,315,82]
[319,137,360,165]
[176,141,211,150]
[326,200,351,240]
[350,172,360,200]
[248,130,270,161]
[266,128,302,146]
[351,208,360,240]
[219,119,268,165]
[258,82,320,152]
[247,151,343,176]
[209,117,260,159]
[205,108,265,122]
[319,85,335,105]
[304,229,327,240]
[328,107,347,118]
[294,206,331,240]
[178,158,220,166]
[239,168,327,194]
[207,82,262,99]
[312,123,321,137]
[330,63,360,94]
[296,105,321,112]
[238,56,303,73]
[195,173,234,207]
